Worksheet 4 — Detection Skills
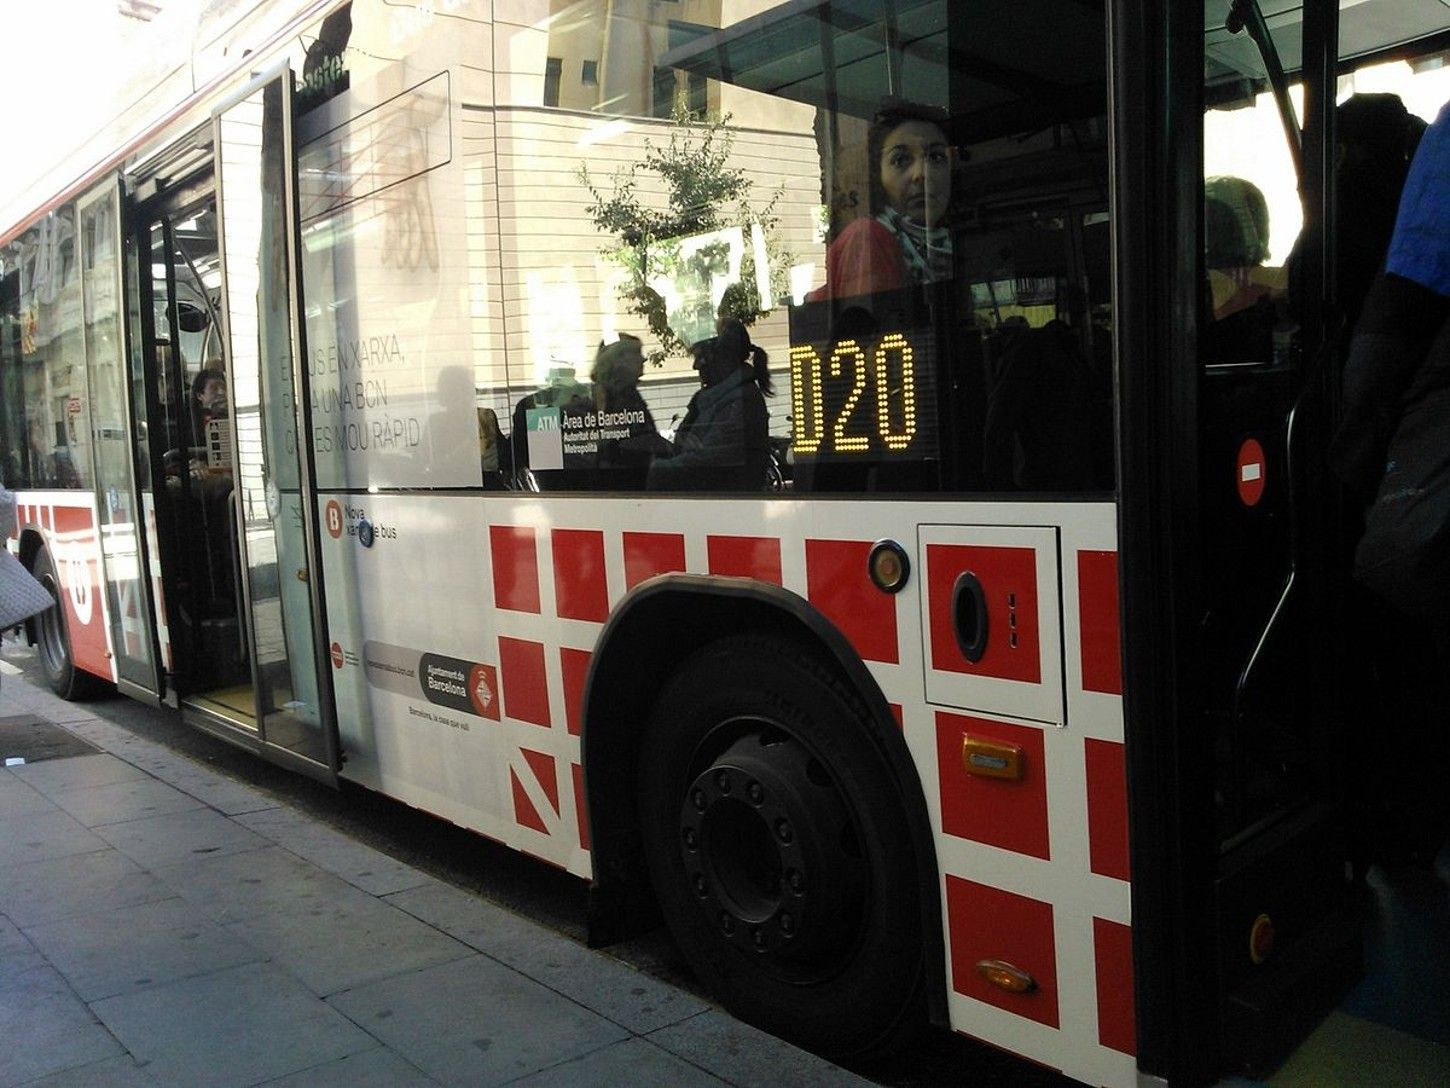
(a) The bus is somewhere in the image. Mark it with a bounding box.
[3,2,1447,1085]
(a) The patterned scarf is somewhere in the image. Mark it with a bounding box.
[878,206,953,284]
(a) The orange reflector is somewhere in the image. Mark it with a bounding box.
[976,959,1035,994]
[962,735,1023,781]
[868,540,911,593]
[1249,913,1274,965]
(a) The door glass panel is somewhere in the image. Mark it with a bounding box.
[217,74,331,766]
[79,183,158,695]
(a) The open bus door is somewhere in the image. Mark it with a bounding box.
[209,66,341,783]
[72,176,165,705]
[121,70,340,784]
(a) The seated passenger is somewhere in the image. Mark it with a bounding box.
[809,100,954,301]
[647,319,771,491]
[590,334,666,483]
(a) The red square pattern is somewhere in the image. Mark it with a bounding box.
[1093,917,1136,1055]
[1078,550,1123,695]
[499,636,551,727]
[511,769,547,834]
[560,647,592,737]
[623,532,687,590]
[926,544,1040,683]
[552,529,609,622]
[707,535,782,584]
[490,526,541,614]
[572,763,590,850]
[946,876,1060,1028]
[936,712,1049,859]
[805,539,899,664]
[1085,738,1130,881]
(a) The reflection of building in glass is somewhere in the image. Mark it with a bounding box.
[543,0,721,116]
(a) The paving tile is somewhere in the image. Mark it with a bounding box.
[507,1037,732,1087]
[222,883,472,996]
[0,771,57,818]
[49,776,205,828]
[0,848,173,927]
[92,806,268,869]
[156,845,389,924]
[234,805,436,896]
[24,895,266,1002]
[0,807,110,868]
[647,1008,880,1088]
[92,960,376,1088]
[10,753,147,795]
[150,764,277,816]
[387,881,708,1034]
[258,1047,442,1087]
[0,917,30,956]
[15,1055,161,1087]
[328,953,629,1087]
[0,950,125,1088]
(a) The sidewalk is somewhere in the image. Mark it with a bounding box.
[0,662,873,1088]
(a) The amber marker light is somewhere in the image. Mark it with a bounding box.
[868,539,911,593]
[1249,913,1274,965]
[976,959,1036,994]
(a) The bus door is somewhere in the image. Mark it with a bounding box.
[77,177,164,704]
[211,67,340,782]
[129,169,251,713]
[1195,4,1358,1075]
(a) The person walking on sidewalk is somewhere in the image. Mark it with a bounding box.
[0,484,54,690]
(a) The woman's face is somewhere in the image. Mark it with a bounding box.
[879,121,951,227]
[694,345,733,388]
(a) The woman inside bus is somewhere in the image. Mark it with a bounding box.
[590,333,665,486]
[808,100,954,302]
[647,319,771,491]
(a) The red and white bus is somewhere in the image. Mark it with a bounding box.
[4,2,1447,1085]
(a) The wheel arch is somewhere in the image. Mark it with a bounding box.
[580,573,948,1028]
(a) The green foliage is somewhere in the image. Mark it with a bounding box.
[580,107,791,366]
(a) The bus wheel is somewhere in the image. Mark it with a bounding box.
[638,633,924,1060]
[31,546,106,700]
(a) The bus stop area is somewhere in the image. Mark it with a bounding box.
[0,666,873,1088]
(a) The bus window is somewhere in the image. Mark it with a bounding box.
[1202,8,1304,368]
[476,0,1114,496]
[0,206,93,490]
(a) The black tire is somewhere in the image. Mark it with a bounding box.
[638,633,924,1060]
[31,545,107,700]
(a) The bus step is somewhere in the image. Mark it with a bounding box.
[1222,903,1363,1079]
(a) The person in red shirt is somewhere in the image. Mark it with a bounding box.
[809,101,954,301]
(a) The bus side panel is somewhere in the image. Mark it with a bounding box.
[318,490,1133,1087]
[16,489,116,684]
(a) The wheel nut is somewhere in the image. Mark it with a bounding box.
[775,819,793,844]
[786,868,804,893]
[693,873,707,896]
[747,781,764,804]
[692,789,707,812]
[720,912,734,935]
[779,912,795,935]
[715,770,732,793]
[682,827,697,850]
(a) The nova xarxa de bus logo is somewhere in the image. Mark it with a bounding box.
[325,500,344,539]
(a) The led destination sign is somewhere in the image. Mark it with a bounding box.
[787,302,940,462]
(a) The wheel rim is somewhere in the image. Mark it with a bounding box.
[677,723,868,982]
